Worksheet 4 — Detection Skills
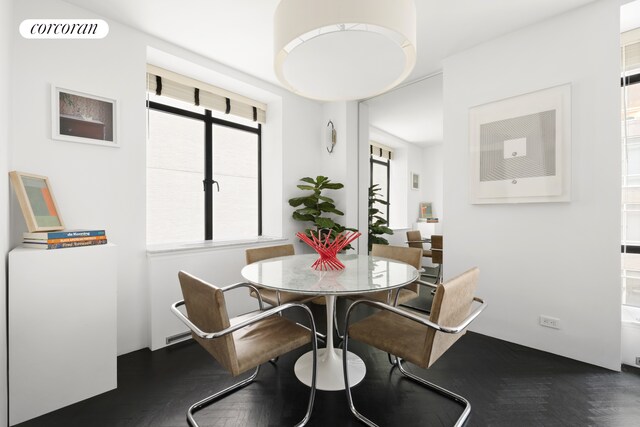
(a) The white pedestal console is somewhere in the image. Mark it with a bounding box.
[8,244,117,425]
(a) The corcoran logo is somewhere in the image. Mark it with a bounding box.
[19,19,109,39]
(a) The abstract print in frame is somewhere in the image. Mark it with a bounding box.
[469,84,571,204]
[9,171,65,232]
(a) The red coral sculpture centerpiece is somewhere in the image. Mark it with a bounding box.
[296,229,361,270]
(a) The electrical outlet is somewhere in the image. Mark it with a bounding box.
[636,357,640,366]
[539,315,561,329]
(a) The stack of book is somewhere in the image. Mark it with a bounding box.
[23,229,107,250]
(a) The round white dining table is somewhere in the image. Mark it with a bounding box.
[240,253,419,391]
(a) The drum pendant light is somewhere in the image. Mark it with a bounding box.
[274,0,417,101]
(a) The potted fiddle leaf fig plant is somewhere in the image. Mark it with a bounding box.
[368,184,393,252]
[288,176,353,243]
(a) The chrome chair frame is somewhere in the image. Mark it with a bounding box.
[406,235,442,284]
[342,296,487,427]
[172,282,318,427]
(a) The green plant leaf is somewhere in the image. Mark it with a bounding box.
[317,202,334,210]
[370,198,389,205]
[315,217,337,229]
[318,203,344,216]
[322,182,344,190]
[288,197,307,207]
[292,211,315,222]
[370,236,389,245]
[368,183,393,252]
[318,195,335,203]
[300,177,316,184]
[315,176,328,184]
[296,207,320,215]
[297,185,315,191]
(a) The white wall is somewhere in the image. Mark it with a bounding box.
[320,101,360,236]
[443,0,621,370]
[11,0,148,355]
[1,0,11,422]
[10,0,323,355]
[422,144,443,221]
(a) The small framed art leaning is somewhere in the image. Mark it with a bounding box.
[469,84,571,204]
[9,171,65,232]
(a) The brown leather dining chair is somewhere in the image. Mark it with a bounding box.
[342,267,486,426]
[356,244,423,305]
[245,244,317,306]
[406,230,443,283]
[332,244,424,341]
[171,270,318,427]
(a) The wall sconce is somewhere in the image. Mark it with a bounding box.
[326,120,336,153]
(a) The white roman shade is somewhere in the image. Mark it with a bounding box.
[146,65,266,124]
[622,28,640,73]
[623,42,640,74]
[370,141,393,160]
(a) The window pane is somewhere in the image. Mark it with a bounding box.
[622,77,640,308]
[371,160,389,222]
[211,108,259,129]
[147,110,204,244]
[212,125,258,239]
[622,253,640,306]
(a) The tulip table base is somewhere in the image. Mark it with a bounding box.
[293,295,366,391]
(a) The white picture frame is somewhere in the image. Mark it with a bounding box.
[411,172,419,190]
[469,84,571,204]
[52,85,118,147]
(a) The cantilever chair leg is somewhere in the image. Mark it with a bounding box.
[174,277,319,427]
[396,358,470,427]
[187,366,260,427]
[345,350,470,427]
[343,331,376,427]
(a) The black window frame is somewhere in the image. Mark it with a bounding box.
[369,155,390,221]
[147,99,262,240]
[621,72,640,254]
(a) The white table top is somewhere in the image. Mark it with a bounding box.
[240,253,419,296]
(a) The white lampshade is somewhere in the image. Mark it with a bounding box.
[274,0,417,101]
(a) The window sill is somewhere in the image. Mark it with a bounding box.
[146,236,288,256]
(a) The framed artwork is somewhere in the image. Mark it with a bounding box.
[419,202,432,219]
[469,84,571,204]
[9,171,65,232]
[411,172,420,190]
[52,85,118,147]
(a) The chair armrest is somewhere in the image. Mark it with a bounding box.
[391,279,436,306]
[171,300,317,340]
[416,279,437,289]
[345,297,486,335]
[405,240,425,244]
[220,281,265,310]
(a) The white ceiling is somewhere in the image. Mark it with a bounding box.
[63,0,599,146]
[622,0,640,32]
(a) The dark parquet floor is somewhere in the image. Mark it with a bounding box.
[16,296,640,427]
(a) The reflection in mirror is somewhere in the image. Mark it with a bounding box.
[362,73,444,246]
